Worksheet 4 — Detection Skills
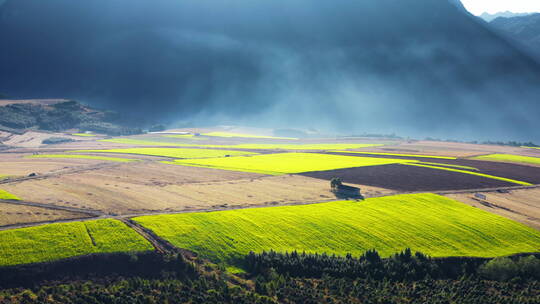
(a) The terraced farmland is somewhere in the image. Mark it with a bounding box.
[168,153,414,174]
[134,193,540,266]
[27,154,139,162]
[74,148,257,159]
[473,154,540,166]
[0,219,153,267]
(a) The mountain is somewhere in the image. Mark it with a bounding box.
[489,13,540,60]
[0,100,141,135]
[1,0,540,141]
[480,11,532,22]
[447,0,467,13]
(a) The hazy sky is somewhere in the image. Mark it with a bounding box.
[461,0,540,15]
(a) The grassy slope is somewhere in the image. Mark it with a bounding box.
[402,163,532,186]
[0,189,20,200]
[74,148,257,159]
[169,153,414,175]
[473,154,540,166]
[101,138,382,150]
[27,154,138,162]
[0,219,153,267]
[134,193,540,266]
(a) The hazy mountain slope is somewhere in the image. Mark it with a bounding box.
[1,0,540,141]
[490,14,540,59]
[480,11,532,22]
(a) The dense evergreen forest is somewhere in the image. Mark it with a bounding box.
[0,250,538,303]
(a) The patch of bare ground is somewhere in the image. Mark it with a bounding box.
[0,161,394,215]
[1,131,96,148]
[0,202,90,227]
[446,188,540,230]
[0,154,111,177]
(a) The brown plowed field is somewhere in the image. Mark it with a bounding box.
[300,164,516,192]
[328,152,540,185]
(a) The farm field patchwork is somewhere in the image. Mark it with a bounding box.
[27,154,139,162]
[331,151,457,159]
[402,163,532,186]
[201,131,297,140]
[0,189,20,200]
[74,148,258,159]
[134,193,540,266]
[473,154,540,166]
[101,138,383,151]
[415,162,478,171]
[168,153,415,175]
[71,133,96,137]
[0,219,153,267]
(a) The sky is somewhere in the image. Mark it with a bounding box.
[461,0,540,15]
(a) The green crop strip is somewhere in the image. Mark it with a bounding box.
[331,151,457,159]
[473,154,540,166]
[0,189,20,200]
[134,193,540,267]
[168,153,415,175]
[0,219,153,267]
[71,133,97,137]
[74,148,257,159]
[26,154,139,163]
[402,163,532,186]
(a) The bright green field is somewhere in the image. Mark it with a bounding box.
[168,153,414,175]
[201,131,297,140]
[332,151,456,159]
[0,189,20,200]
[74,148,257,159]
[134,193,540,266]
[71,133,96,137]
[0,219,153,267]
[101,138,382,151]
[402,163,532,186]
[27,154,138,163]
[473,154,540,166]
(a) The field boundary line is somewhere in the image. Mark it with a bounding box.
[0,199,104,216]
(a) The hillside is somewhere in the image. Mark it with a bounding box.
[0,100,141,135]
[490,13,540,60]
[2,0,540,141]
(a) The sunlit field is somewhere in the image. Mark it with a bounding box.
[201,131,297,140]
[0,189,20,200]
[0,219,153,267]
[134,193,540,266]
[168,152,414,174]
[473,154,540,166]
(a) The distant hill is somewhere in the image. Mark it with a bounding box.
[2,0,540,141]
[480,11,532,22]
[489,13,540,60]
[0,100,141,135]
